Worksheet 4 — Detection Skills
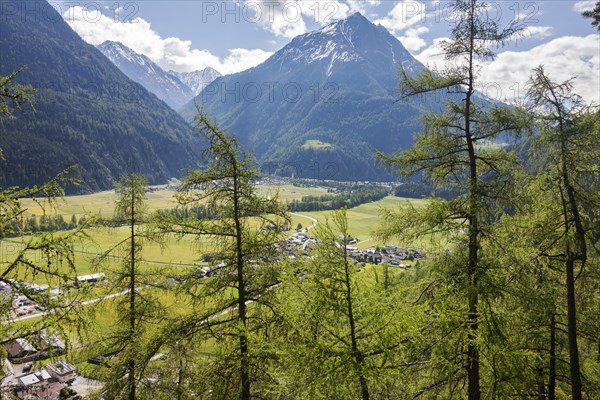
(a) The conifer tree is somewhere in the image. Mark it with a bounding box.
[93,173,163,400]
[525,66,600,399]
[272,208,418,399]
[377,1,528,397]
[151,107,289,399]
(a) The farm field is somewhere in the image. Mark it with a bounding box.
[7,183,326,281]
[19,189,178,219]
[7,189,431,283]
[18,184,331,220]
[300,195,443,251]
[3,185,433,385]
[4,186,430,313]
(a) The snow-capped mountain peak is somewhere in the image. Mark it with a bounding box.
[169,68,222,97]
[179,12,432,182]
[97,41,194,110]
[268,12,420,77]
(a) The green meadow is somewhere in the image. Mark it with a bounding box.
[301,139,334,150]
[8,188,434,284]
[5,186,432,346]
[4,186,440,383]
[19,184,330,219]
[299,195,442,251]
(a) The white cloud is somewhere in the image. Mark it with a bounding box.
[221,48,274,73]
[521,26,553,40]
[416,34,600,104]
[573,1,596,12]
[480,35,600,104]
[375,1,434,53]
[414,36,449,68]
[158,39,273,75]
[375,1,427,34]
[243,0,307,39]
[398,26,429,52]
[346,0,381,14]
[64,6,272,74]
[243,0,363,38]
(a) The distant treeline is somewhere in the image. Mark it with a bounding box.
[154,204,215,220]
[0,183,443,238]
[288,186,389,212]
[291,178,457,201]
[290,179,382,190]
[1,214,82,238]
[394,182,456,199]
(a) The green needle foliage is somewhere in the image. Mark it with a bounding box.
[377,1,530,398]
[149,106,289,399]
[91,174,165,400]
[0,68,34,121]
[523,67,600,399]
[271,208,421,399]
[481,68,600,399]
[1,69,86,356]
[582,1,600,30]
[0,172,87,339]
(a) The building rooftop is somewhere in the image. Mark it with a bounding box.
[47,359,76,375]
[15,338,36,352]
[18,373,40,386]
[76,272,106,281]
[40,332,66,350]
[36,369,52,381]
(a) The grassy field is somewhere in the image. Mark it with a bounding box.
[6,188,433,313]
[300,195,438,250]
[20,184,330,220]
[6,191,431,281]
[2,216,316,288]
[5,188,438,381]
[257,184,330,203]
[12,183,328,275]
[301,139,333,150]
[20,189,179,219]
[69,213,315,265]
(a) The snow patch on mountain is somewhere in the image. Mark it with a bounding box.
[97,41,194,110]
[169,68,222,96]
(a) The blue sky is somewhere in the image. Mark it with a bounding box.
[53,0,599,102]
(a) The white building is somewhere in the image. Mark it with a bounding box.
[18,369,51,387]
[46,359,77,383]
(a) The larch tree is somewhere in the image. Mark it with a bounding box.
[271,208,419,399]
[377,1,528,398]
[92,173,163,400]
[490,179,569,399]
[150,107,289,399]
[525,66,600,399]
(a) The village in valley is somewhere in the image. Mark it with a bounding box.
[1,273,107,399]
[282,229,423,269]
[1,332,100,400]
